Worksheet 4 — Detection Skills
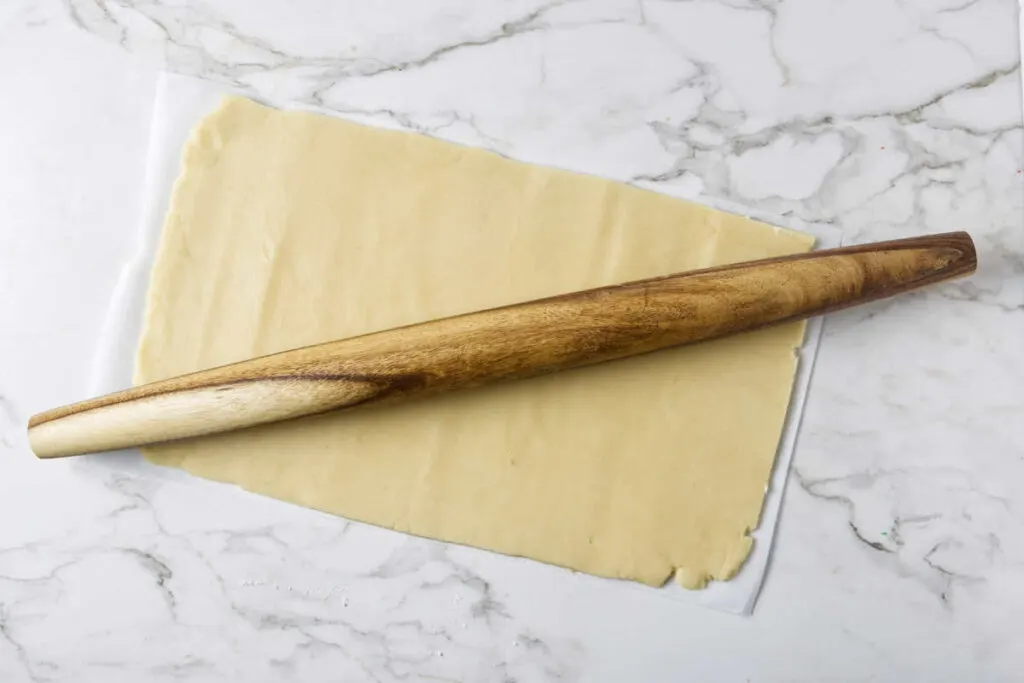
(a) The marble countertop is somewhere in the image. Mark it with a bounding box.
[1,0,1021,680]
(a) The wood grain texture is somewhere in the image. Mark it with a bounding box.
[28,231,976,458]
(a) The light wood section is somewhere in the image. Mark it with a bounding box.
[28,231,976,458]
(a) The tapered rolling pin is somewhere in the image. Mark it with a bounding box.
[29,231,976,459]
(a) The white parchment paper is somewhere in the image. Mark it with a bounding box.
[84,72,840,615]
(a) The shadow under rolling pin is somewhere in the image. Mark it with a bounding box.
[28,231,977,459]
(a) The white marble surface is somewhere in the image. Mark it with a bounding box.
[0,0,1022,680]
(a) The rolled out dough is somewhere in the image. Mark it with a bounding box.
[136,96,814,589]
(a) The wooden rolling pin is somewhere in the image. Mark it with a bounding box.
[29,231,976,459]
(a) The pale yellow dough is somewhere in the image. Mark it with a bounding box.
[137,96,814,589]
